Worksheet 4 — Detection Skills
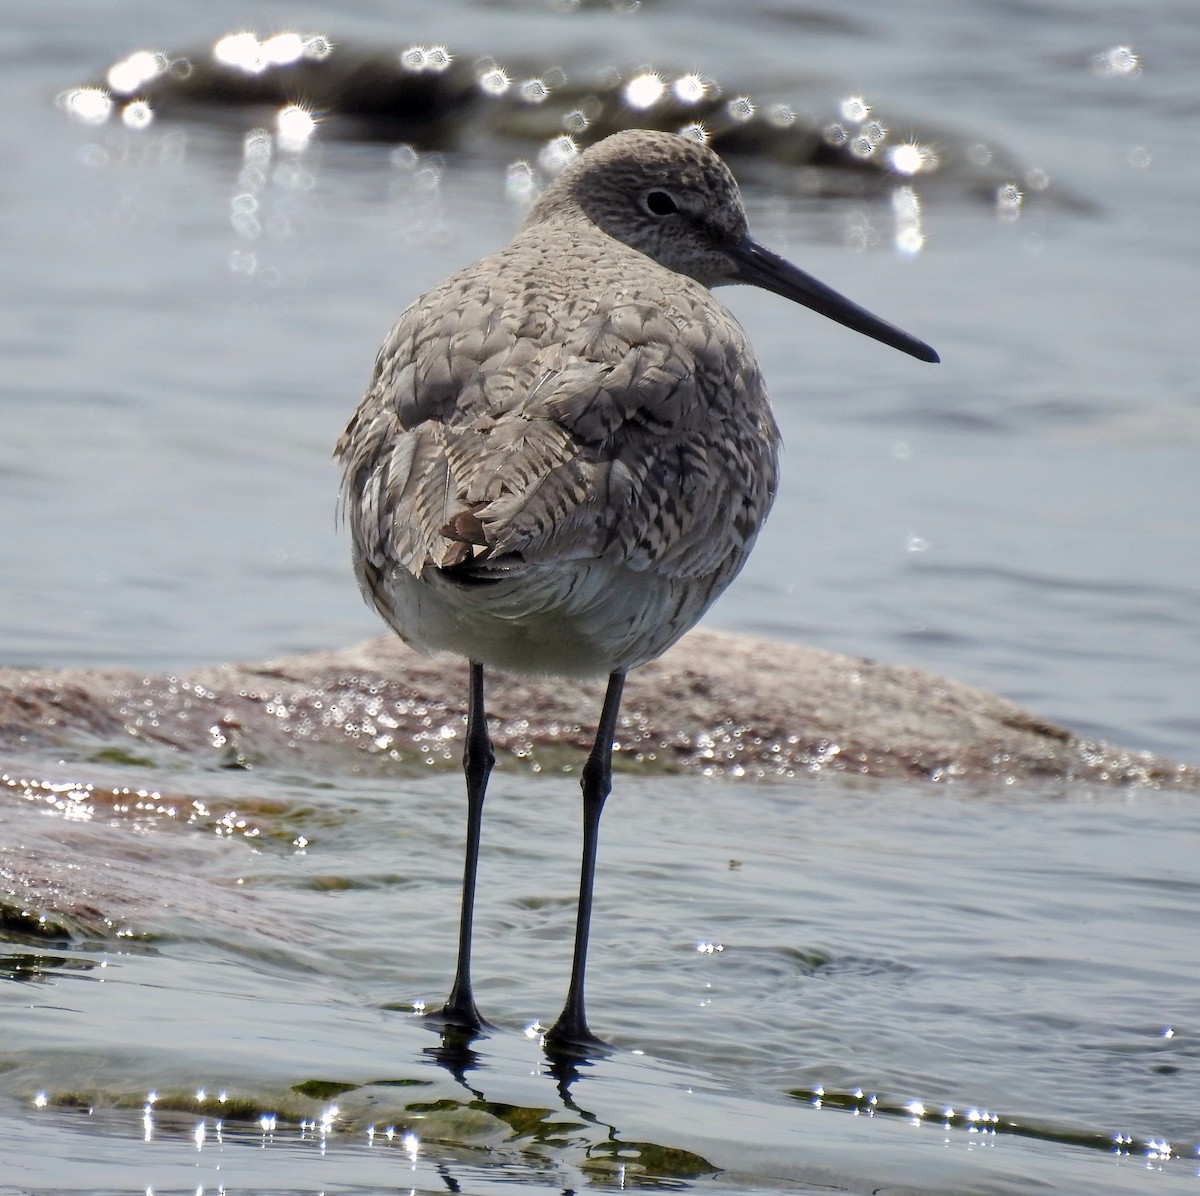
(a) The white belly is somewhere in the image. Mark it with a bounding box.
[361,557,724,678]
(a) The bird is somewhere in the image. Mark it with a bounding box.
[336,128,938,1052]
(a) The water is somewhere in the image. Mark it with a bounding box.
[3,1,1199,1191]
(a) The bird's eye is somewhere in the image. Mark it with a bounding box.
[643,190,679,217]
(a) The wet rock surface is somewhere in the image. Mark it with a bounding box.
[2,629,1193,788]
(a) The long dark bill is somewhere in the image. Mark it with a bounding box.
[731,235,940,364]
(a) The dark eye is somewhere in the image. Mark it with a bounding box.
[643,189,679,216]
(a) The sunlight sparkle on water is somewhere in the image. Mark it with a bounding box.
[401,45,453,73]
[214,31,331,74]
[519,77,551,104]
[277,103,317,152]
[679,122,709,144]
[889,141,936,175]
[506,160,537,203]
[891,185,925,255]
[60,86,113,125]
[107,50,167,95]
[121,100,154,129]
[1094,45,1140,77]
[996,182,1023,220]
[478,64,511,96]
[624,71,665,110]
[538,134,578,173]
[727,95,755,122]
[672,72,708,104]
[563,108,591,134]
[840,95,870,123]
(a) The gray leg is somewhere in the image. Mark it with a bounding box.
[438,660,494,1030]
[545,670,626,1051]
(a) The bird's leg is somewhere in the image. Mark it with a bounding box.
[438,660,494,1031]
[545,670,627,1052]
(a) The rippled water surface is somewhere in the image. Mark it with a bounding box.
[3,0,1199,1191]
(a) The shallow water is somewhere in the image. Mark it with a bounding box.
[4,765,1200,1193]
[3,0,1200,1191]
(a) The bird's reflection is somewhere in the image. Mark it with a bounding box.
[415,1017,717,1188]
[419,1017,489,1088]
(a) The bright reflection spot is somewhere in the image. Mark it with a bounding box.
[259,1113,277,1132]
[107,49,166,95]
[1093,45,1140,77]
[213,31,331,73]
[538,134,578,173]
[840,95,870,123]
[403,1131,420,1159]
[277,103,317,151]
[563,108,590,134]
[849,135,875,159]
[696,940,724,953]
[262,32,305,66]
[889,141,934,175]
[478,64,511,96]
[996,182,1023,220]
[727,95,755,122]
[122,100,154,130]
[624,71,665,109]
[673,72,708,104]
[862,119,887,144]
[519,77,551,103]
[678,122,708,144]
[60,86,113,125]
[33,1092,48,1108]
[906,530,930,552]
[891,185,925,255]
[214,32,267,73]
[905,1100,926,1119]
[766,103,796,128]
[524,1021,543,1039]
[506,159,537,202]
[194,1120,206,1149]
[401,45,453,73]
[822,122,848,147]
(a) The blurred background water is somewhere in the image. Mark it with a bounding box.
[2,1,1199,1193]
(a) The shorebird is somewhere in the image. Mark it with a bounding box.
[336,129,937,1050]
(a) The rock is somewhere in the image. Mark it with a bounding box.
[1,630,1193,787]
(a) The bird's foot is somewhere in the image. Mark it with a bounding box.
[424,996,494,1035]
[542,1014,613,1059]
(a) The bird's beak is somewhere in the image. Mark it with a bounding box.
[729,235,940,364]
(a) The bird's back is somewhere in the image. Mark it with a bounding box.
[337,187,780,676]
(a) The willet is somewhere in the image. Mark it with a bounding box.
[336,129,938,1051]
